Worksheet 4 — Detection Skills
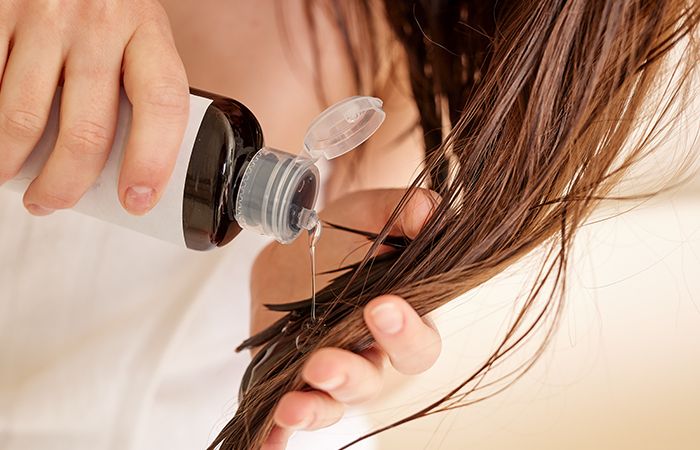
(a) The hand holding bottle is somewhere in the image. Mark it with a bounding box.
[0,0,189,215]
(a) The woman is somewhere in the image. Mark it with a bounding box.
[0,1,439,449]
[1,1,698,449]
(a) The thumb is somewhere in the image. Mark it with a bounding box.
[387,187,441,239]
[321,188,440,239]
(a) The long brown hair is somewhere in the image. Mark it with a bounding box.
[210,1,700,448]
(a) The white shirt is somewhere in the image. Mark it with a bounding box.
[0,184,374,450]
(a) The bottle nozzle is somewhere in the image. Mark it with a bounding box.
[234,148,320,244]
[297,208,319,231]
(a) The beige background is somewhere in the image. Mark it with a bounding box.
[358,77,700,449]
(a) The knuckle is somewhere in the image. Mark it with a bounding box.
[36,187,79,209]
[311,347,338,362]
[343,385,378,405]
[136,0,179,32]
[141,6,171,28]
[393,342,439,375]
[129,156,171,183]
[141,80,188,115]
[61,120,112,158]
[63,59,113,81]
[0,166,21,182]
[339,373,377,402]
[390,354,419,375]
[0,109,44,140]
[418,321,442,357]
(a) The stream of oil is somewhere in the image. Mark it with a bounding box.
[309,221,322,322]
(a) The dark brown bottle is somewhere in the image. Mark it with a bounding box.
[183,88,319,251]
[7,89,385,251]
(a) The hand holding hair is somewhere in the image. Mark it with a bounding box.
[249,188,442,449]
[265,295,441,449]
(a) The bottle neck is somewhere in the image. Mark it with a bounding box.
[233,147,320,244]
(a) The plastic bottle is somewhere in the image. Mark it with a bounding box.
[4,88,385,250]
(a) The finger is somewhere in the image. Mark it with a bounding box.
[273,390,344,431]
[360,345,387,369]
[260,426,294,450]
[385,188,441,239]
[364,295,442,375]
[324,188,440,240]
[23,44,121,214]
[302,347,384,405]
[0,3,16,91]
[120,17,189,215]
[0,34,9,84]
[0,26,64,184]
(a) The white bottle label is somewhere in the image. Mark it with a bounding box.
[5,89,214,247]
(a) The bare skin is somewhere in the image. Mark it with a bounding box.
[0,1,437,448]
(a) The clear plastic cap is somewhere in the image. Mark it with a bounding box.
[235,96,384,244]
[234,148,320,244]
[303,96,385,160]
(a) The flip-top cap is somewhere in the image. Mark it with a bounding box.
[303,96,385,160]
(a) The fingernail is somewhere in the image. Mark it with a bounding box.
[288,413,314,430]
[125,186,155,214]
[315,374,346,391]
[26,204,55,216]
[371,302,404,335]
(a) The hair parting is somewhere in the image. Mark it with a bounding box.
[209,1,700,449]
